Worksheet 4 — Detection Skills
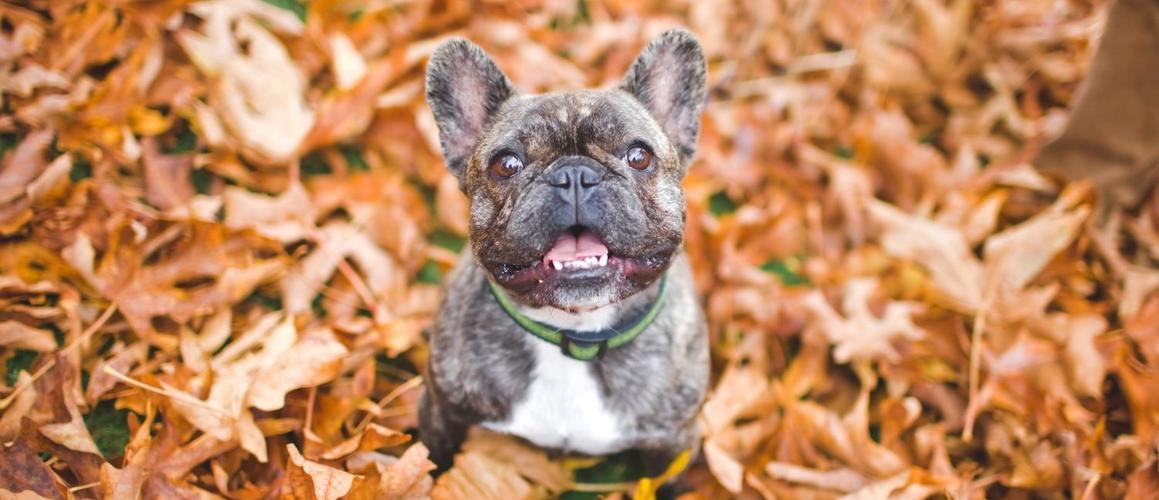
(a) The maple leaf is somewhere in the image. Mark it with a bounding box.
[801,278,925,364]
[177,0,313,164]
[865,198,985,312]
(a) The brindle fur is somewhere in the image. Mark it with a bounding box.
[420,29,710,475]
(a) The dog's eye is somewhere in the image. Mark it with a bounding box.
[625,146,653,171]
[488,154,523,178]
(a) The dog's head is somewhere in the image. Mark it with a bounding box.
[425,29,707,311]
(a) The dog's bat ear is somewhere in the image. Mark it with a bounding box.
[620,28,708,165]
[426,38,517,182]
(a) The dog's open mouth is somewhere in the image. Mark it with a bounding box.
[489,226,672,294]
[542,226,609,272]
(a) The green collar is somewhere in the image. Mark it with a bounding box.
[487,276,668,361]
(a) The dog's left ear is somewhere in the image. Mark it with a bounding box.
[621,28,708,165]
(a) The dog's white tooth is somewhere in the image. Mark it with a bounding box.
[598,254,608,266]
[552,261,563,271]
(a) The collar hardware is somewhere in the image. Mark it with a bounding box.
[487,276,668,361]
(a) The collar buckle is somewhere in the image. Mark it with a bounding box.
[560,337,610,360]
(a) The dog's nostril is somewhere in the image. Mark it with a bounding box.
[579,169,601,187]
[548,170,572,188]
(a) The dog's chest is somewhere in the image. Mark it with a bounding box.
[482,340,625,455]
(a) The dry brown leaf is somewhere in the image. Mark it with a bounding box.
[1120,266,1159,320]
[280,222,401,313]
[431,451,538,500]
[38,369,103,457]
[223,182,314,243]
[0,321,56,351]
[0,0,1138,497]
[320,423,411,461]
[866,198,984,312]
[328,33,368,92]
[983,205,1088,292]
[346,443,436,499]
[141,137,195,211]
[248,326,348,412]
[178,1,313,163]
[801,278,924,364]
[0,439,66,500]
[99,405,156,500]
[286,444,358,500]
[459,428,569,493]
[703,439,745,494]
[765,462,868,494]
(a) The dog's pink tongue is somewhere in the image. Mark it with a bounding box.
[544,230,608,263]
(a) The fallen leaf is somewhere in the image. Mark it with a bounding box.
[0,439,66,500]
[320,423,411,461]
[0,321,56,351]
[286,444,358,500]
[704,439,745,494]
[801,278,924,364]
[459,428,569,493]
[866,198,984,312]
[178,1,313,163]
[431,451,537,500]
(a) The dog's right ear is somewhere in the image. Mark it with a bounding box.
[425,39,517,182]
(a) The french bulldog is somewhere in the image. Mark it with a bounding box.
[418,28,710,478]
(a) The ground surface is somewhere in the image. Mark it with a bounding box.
[2,0,1159,498]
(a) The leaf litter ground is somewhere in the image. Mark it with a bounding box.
[1,0,1158,498]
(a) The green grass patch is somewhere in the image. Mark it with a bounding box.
[243,289,283,311]
[191,168,214,195]
[261,0,306,21]
[70,156,93,182]
[0,133,17,157]
[707,190,738,217]
[301,151,332,177]
[417,260,443,284]
[760,257,809,287]
[430,227,466,253]
[169,126,199,154]
[340,145,370,171]
[84,400,130,459]
[5,350,39,386]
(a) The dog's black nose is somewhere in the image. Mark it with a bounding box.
[546,158,606,227]
[547,161,604,212]
[547,163,603,190]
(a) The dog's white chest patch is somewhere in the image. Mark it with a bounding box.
[482,340,625,455]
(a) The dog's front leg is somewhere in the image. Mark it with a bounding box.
[636,424,700,479]
[417,387,470,472]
